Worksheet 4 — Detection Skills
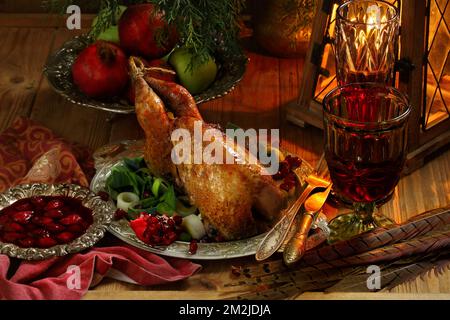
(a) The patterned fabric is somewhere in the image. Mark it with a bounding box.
[0,117,95,192]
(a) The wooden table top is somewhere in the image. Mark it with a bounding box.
[0,14,449,299]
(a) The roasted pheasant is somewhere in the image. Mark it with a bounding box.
[129,57,284,241]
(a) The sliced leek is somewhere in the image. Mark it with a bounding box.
[117,192,140,211]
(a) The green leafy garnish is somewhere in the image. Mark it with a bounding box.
[156,185,176,215]
[105,157,195,220]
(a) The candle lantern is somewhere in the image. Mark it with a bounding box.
[287,0,450,174]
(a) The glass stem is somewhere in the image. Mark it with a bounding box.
[353,202,376,225]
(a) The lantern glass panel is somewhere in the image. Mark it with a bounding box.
[314,3,339,102]
[423,0,450,129]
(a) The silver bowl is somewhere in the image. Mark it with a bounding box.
[44,34,248,114]
[0,183,114,260]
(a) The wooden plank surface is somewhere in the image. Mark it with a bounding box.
[0,14,449,299]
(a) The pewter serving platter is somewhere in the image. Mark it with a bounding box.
[0,183,115,260]
[44,35,248,114]
[90,140,316,260]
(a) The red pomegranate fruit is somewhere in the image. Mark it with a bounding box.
[119,4,177,59]
[72,41,129,98]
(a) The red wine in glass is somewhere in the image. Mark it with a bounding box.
[323,84,410,206]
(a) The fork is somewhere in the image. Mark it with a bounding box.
[255,171,330,261]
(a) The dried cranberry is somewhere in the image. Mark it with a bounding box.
[67,224,83,234]
[59,214,83,226]
[0,215,9,225]
[32,216,54,227]
[45,200,64,211]
[173,215,182,225]
[273,161,290,180]
[4,222,25,233]
[188,240,198,255]
[18,237,35,248]
[152,235,162,243]
[284,172,297,183]
[3,232,25,242]
[97,191,110,201]
[14,202,33,211]
[280,182,291,191]
[31,197,46,207]
[167,219,175,227]
[148,215,159,224]
[287,156,302,169]
[12,211,33,224]
[46,223,65,233]
[114,209,127,220]
[25,223,38,231]
[44,209,64,218]
[37,236,57,248]
[31,228,50,238]
[55,231,75,243]
[272,172,284,180]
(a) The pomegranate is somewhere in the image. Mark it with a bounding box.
[119,4,177,59]
[129,213,181,246]
[272,155,302,192]
[72,41,129,98]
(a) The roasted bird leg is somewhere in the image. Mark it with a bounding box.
[129,57,176,179]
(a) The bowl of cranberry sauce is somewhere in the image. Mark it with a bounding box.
[0,184,114,260]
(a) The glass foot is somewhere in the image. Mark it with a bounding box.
[328,210,396,243]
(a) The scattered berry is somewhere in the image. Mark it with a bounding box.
[188,239,198,255]
[97,191,110,201]
[272,156,301,191]
[114,209,127,220]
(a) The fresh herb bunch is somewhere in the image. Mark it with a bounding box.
[43,0,245,66]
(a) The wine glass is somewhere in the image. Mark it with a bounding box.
[323,83,411,242]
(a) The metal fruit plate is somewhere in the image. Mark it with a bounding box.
[90,140,316,260]
[0,183,115,260]
[44,35,248,114]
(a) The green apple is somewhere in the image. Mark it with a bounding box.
[97,25,120,43]
[169,48,218,95]
[92,5,127,44]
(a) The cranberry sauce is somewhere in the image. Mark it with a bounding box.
[0,196,93,248]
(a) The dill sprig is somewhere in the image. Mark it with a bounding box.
[44,0,245,67]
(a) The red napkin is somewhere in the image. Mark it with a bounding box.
[0,117,201,300]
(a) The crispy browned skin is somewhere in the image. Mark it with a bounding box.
[130,58,175,178]
[143,75,203,120]
[130,57,284,240]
